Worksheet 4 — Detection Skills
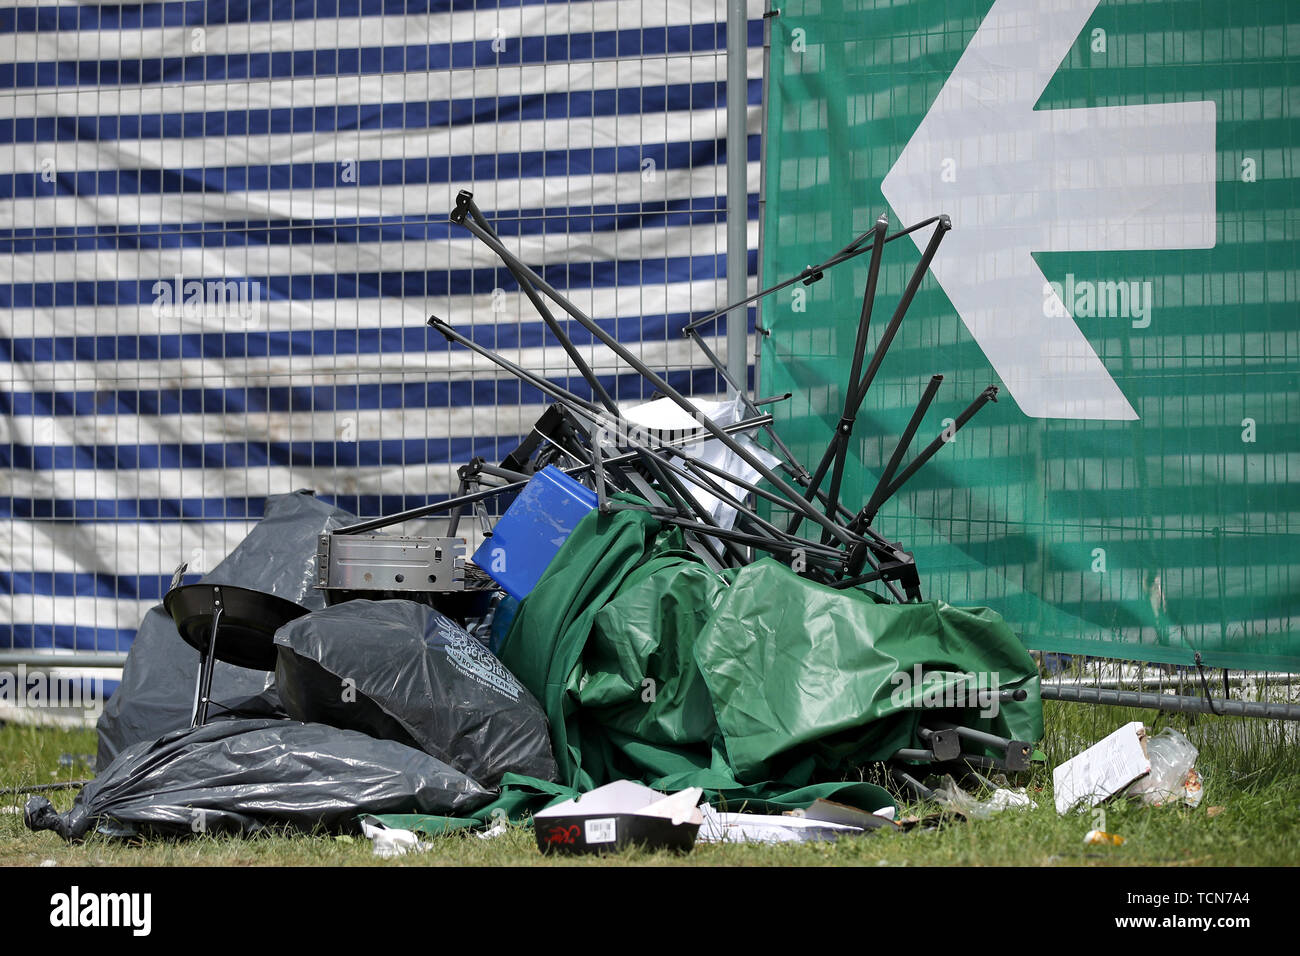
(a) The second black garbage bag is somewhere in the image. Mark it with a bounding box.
[25,718,491,841]
[274,599,558,787]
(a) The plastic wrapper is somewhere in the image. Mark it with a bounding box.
[274,599,557,787]
[95,491,356,770]
[27,718,491,841]
[930,772,1036,819]
[1126,727,1202,807]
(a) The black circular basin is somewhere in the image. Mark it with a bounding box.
[164,584,311,671]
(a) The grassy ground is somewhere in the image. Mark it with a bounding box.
[1,701,1297,866]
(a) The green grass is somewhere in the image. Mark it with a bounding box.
[2,702,1297,866]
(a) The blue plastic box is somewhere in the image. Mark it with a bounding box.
[473,466,597,600]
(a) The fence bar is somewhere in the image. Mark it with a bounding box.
[726,0,749,395]
[0,652,128,668]
[1043,683,1300,720]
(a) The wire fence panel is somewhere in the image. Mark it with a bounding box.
[1,0,765,671]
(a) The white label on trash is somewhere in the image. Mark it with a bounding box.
[438,616,522,701]
[585,818,617,844]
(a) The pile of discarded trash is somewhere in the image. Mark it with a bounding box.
[25,196,1047,854]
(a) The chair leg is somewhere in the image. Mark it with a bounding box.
[189,652,206,728]
[192,589,223,727]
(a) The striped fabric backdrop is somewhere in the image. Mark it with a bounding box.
[1,0,764,658]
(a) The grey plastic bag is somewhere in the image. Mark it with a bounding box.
[274,599,558,787]
[29,718,491,841]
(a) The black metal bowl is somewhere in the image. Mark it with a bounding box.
[163,583,311,671]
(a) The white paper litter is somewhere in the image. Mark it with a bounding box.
[696,804,865,844]
[1053,721,1150,814]
[360,817,431,858]
[535,780,703,826]
[619,396,777,530]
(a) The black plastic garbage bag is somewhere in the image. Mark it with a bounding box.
[28,718,491,841]
[274,599,558,787]
[95,491,356,770]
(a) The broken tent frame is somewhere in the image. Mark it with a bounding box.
[320,189,1017,782]
[328,190,1003,597]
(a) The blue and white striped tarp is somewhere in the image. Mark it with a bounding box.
[1,0,763,656]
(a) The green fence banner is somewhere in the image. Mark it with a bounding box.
[761,0,1300,669]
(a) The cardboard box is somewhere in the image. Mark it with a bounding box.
[534,781,702,855]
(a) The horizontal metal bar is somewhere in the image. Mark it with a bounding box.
[892,748,939,763]
[1042,672,1300,690]
[0,651,127,668]
[1042,684,1300,720]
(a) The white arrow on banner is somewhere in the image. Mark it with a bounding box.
[881,0,1216,420]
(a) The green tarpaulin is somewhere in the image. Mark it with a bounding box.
[374,503,1041,830]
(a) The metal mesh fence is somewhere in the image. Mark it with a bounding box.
[5,1,1296,731]
[0,1,765,688]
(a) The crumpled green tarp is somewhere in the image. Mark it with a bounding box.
[371,502,1042,831]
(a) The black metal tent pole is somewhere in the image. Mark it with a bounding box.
[850,385,999,531]
[448,206,863,549]
[675,466,909,600]
[334,415,774,534]
[428,315,649,516]
[674,214,949,481]
[603,502,847,570]
[680,215,946,335]
[526,395,833,566]
[631,451,745,567]
[858,374,944,528]
[645,446,847,562]
[549,395,801,565]
[428,316,604,416]
[473,460,532,483]
[602,454,728,571]
[455,192,621,417]
[788,216,951,538]
[653,441,911,601]
[821,214,889,531]
[849,217,951,413]
[681,325,810,481]
[668,456,816,547]
[878,385,999,503]
[660,444,881,558]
